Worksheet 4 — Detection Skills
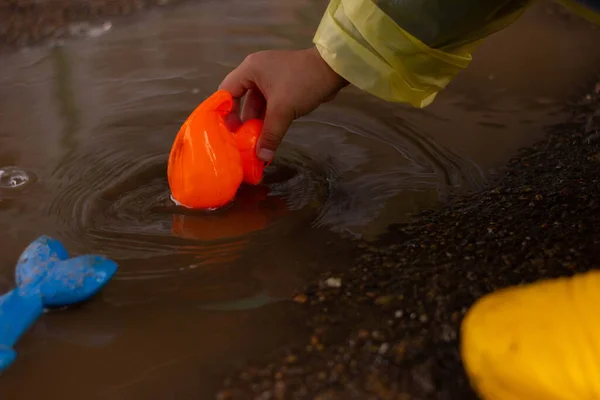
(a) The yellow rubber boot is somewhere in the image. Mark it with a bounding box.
[461,270,600,400]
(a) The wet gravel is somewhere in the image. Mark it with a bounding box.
[218,82,600,400]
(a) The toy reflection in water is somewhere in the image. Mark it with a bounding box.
[170,184,289,242]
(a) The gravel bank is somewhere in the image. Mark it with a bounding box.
[218,82,600,400]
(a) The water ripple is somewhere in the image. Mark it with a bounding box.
[43,103,484,276]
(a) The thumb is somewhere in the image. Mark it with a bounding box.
[256,103,294,162]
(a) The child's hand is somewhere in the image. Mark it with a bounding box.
[219,47,347,162]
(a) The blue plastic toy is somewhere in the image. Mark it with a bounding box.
[0,235,118,373]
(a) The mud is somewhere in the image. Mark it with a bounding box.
[218,83,600,399]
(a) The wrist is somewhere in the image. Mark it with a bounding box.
[306,46,348,91]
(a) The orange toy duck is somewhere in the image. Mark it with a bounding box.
[167,90,267,210]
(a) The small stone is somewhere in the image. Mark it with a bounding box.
[589,153,600,162]
[274,381,286,400]
[217,390,233,400]
[374,295,393,305]
[293,294,308,304]
[395,342,406,358]
[378,343,389,354]
[325,277,342,288]
[284,355,297,364]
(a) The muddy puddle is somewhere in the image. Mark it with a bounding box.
[0,0,599,398]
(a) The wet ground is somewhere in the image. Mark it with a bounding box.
[220,83,600,400]
[0,0,599,399]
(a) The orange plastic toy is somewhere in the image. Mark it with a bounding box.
[167,90,266,209]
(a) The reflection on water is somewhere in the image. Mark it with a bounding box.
[0,0,599,398]
[0,166,34,190]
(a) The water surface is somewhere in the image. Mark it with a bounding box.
[0,0,599,398]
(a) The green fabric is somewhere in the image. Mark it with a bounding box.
[373,0,531,48]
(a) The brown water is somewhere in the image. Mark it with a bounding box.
[0,0,598,398]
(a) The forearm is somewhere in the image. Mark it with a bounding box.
[313,0,531,107]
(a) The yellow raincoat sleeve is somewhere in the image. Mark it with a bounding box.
[312,0,600,108]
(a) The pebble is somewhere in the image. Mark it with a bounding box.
[292,294,307,304]
[378,343,389,354]
[324,277,342,288]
